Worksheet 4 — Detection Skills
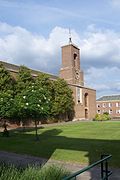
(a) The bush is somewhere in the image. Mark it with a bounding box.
[0,163,70,180]
[93,113,111,121]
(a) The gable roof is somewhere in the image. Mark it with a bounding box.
[97,95,120,101]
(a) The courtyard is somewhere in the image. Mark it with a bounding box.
[0,121,120,168]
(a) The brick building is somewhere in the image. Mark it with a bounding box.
[60,42,96,120]
[0,41,96,120]
[96,95,120,118]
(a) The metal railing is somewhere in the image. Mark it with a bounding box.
[63,154,112,180]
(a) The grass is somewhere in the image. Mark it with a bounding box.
[0,163,69,180]
[0,121,120,168]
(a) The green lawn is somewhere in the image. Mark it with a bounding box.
[0,121,120,168]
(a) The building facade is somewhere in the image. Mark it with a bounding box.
[96,95,120,118]
[0,42,96,120]
[60,43,96,120]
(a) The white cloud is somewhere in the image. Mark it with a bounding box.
[0,22,120,97]
[85,66,120,97]
[81,28,120,68]
[110,0,120,7]
[0,23,80,74]
[1,22,120,73]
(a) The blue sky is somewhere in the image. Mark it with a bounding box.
[0,0,120,98]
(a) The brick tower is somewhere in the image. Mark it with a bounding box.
[60,40,96,120]
[60,43,84,86]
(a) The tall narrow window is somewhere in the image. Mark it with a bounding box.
[116,102,120,107]
[116,103,118,107]
[76,87,82,104]
[103,103,106,108]
[77,87,80,103]
[84,93,88,107]
[73,53,77,68]
[108,103,112,107]
[85,109,88,119]
[109,109,112,114]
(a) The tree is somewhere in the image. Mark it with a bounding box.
[35,73,52,88]
[13,80,51,140]
[0,90,14,136]
[15,65,34,94]
[11,65,35,126]
[12,92,29,127]
[0,64,15,135]
[0,91,14,119]
[51,78,74,121]
[0,63,75,136]
[0,63,15,92]
[35,73,53,117]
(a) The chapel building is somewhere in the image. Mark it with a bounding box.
[60,42,96,120]
[0,41,96,120]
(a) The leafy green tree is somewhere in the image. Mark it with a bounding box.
[51,78,74,121]
[0,63,15,92]
[12,93,29,127]
[0,63,75,134]
[18,65,33,83]
[0,90,14,120]
[15,65,34,94]
[0,64,15,132]
[13,81,51,140]
[35,73,52,88]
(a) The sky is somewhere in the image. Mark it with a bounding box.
[0,0,120,98]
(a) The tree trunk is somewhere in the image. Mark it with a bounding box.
[35,120,39,141]
[3,120,9,137]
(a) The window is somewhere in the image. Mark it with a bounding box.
[84,93,88,107]
[116,109,120,114]
[103,103,106,108]
[102,110,105,113]
[77,87,80,103]
[109,109,112,114]
[116,103,118,107]
[74,53,77,60]
[97,104,101,108]
[76,87,82,104]
[73,53,77,68]
[108,103,112,107]
[116,102,120,107]
[97,110,101,114]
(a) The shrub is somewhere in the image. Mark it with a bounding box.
[0,163,20,180]
[0,163,70,180]
[93,113,111,121]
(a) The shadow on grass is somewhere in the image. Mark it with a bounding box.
[9,126,44,133]
[0,128,119,179]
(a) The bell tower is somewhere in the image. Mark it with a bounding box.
[59,33,96,121]
[60,43,84,86]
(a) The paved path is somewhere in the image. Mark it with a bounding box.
[0,151,120,179]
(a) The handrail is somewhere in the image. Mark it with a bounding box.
[63,154,112,180]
